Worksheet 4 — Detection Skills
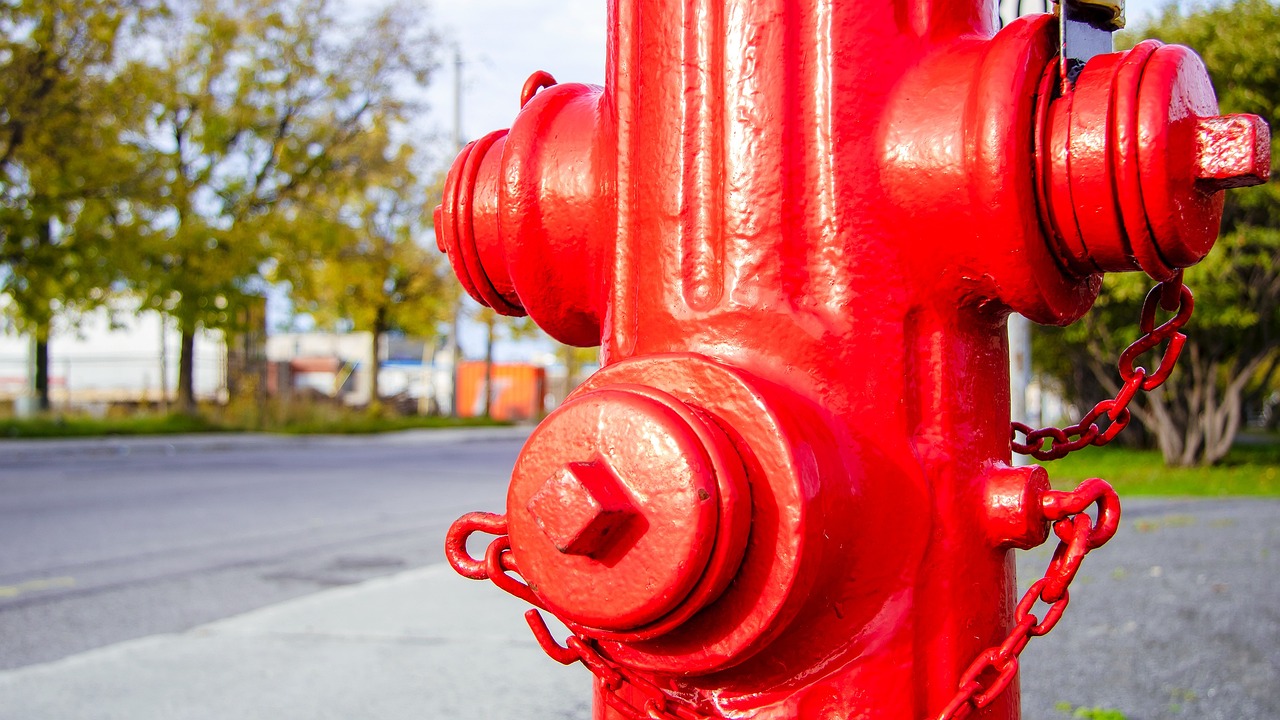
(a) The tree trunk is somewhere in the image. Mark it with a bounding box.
[1135,346,1266,467]
[484,314,495,419]
[177,319,196,414]
[34,321,50,412]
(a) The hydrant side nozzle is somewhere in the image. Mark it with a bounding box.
[436,82,615,348]
[1036,41,1272,282]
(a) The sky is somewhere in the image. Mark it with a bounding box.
[425,1,607,153]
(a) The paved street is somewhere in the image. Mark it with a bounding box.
[0,434,1276,719]
[0,429,526,670]
[1019,497,1280,719]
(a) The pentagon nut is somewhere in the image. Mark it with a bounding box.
[1196,114,1271,191]
[526,460,637,557]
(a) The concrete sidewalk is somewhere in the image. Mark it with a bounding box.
[0,564,590,720]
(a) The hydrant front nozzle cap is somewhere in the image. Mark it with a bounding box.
[505,385,750,635]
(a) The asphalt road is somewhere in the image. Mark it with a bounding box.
[1018,496,1280,719]
[0,430,524,671]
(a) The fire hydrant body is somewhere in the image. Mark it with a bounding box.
[437,2,1269,718]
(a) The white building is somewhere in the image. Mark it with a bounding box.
[0,299,228,413]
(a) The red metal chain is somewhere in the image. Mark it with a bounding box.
[445,513,709,720]
[937,478,1121,720]
[525,610,709,720]
[1012,273,1194,461]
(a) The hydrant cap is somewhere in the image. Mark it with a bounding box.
[507,385,750,633]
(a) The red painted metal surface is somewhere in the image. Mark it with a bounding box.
[437,2,1269,718]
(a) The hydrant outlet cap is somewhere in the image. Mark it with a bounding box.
[507,385,750,633]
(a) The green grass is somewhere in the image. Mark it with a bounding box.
[1053,705,1129,720]
[269,414,506,435]
[0,413,227,439]
[1042,442,1280,496]
[0,410,508,439]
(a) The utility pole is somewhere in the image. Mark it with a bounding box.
[448,47,465,417]
[1008,314,1033,466]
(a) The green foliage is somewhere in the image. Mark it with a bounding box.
[0,0,159,336]
[122,0,442,406]
[282,141,456,406]
[284,143,455,345]
[1040,0,1280,466]
[1,0,457,413]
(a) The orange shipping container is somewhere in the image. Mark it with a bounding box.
[457,362,546,421]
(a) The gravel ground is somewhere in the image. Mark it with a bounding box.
[1018,497,1279,720]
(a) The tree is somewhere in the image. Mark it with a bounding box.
[1036,0,1280,465]
[0,0,157,409]
[125,0,439,411]
[285,142,456,409]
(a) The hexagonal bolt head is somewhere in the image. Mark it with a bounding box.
[1195,114,1271,191]
[526,460,637,557]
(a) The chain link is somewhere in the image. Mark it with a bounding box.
[525,610,709,720]
[445,514,708,720]
[937,478,1121,720]
[1013,274,1194,461]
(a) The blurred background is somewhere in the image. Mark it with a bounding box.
[1,1,1277,719]
[0,0,610,432]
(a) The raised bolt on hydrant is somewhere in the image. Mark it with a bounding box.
[438,0,1271,716]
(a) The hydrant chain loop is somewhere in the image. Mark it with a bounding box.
[939,477,1120,720]
[520,70,557,108]
[444,512,508,580]
[1013,279,1195,461]
[1043,515,1094,601]
[1119,282,1194,390]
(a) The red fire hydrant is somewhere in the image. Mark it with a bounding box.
[437,1,1270,718]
